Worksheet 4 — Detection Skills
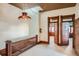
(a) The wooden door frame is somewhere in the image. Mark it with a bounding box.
[48,16,59,44]
[61,14,75,47]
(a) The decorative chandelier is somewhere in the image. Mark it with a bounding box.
[18,12,31,20]
[18,4,31,20]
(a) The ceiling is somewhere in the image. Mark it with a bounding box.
[40,3,76,12]
[10,3,76,12]
[10,3,39,10]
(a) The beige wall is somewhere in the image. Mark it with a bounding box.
[40,7,75,41]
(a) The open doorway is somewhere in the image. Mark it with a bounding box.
[62,21,73,46]
[61,14,75,48]
[48,16,59,45]
[48,14,75,48]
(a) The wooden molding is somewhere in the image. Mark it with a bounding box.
[6,40,12,56]
[38,41,49,44]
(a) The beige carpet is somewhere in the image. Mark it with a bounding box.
[19,44,66,56]
[19,37,76,56]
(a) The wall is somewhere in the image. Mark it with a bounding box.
[0,4,40,49]
[40,7,75,42]
[75,4,79,19]
[25,6,40,41]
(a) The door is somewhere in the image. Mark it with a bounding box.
[48,16,59,44]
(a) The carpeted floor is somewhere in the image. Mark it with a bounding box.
[19,44,66,56]
[19,36,76,56]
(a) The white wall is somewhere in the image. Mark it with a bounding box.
[40,7,75,41]
[0,4,40,49]
[25,7,40,41]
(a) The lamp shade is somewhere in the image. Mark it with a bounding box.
[18,12,31,20]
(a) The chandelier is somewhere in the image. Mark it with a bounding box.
[18,12,31,20]
[18,4,31,20]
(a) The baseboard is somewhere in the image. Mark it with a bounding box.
[38,41,49,44]
[57,43,69,46]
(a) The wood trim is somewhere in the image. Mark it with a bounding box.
[72,14,75,48]
[50,21,58,23]
[36,35,38,44]
[57,42,69,46]
[59,16,62,45]
[62,21,73,22]
[6,40,12,56]
[57,16,59,45]
[13,36,37,44]
[38,41,49,44]
[48,16,59,20]
[61,14,75,19]
[48,17,50,44]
